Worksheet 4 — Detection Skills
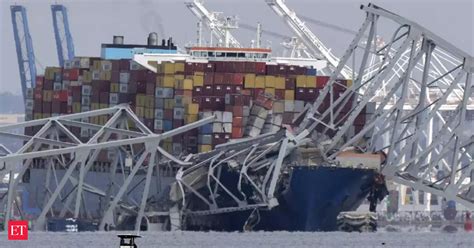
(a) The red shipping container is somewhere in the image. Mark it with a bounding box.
[63,69,80,81]
[255,62,266,74]
[232,105,244,117]
[213,97,225,110]
[253,88,265,99]
[146,83,155,95]
[204,72,214,85]
[316,76,330,89]
[99,92,109,104]
[234,62,245,73]
[266,64,278,75]
[234,85,242,94]
[200,97,213,110]
[164,109,173,119]
[119,59,130,70]
[224,85,234,94]
[231,127,244,139]
[34,88,43,100]
[244,62,256,73]
[71,86,82,102]
[91,91,100,103]
[185,62,195,75]
[52,90,69,102]
[146,72,156,84]
[214,85,225,96]
[173,120,184,129]
[42,102,51,113]
[213,73,225,84]
[204,62,215,72]
[33,99,42,112]
[275,89,285,100]
[232,117,244,127]
[193,87,203,96]
[136,81,147,93]
[295,88,306,101]
[203,85,214,96]
[214,61,226,72]
[36,76,44,88]
[194,62,205,72]
[223,73,233,84]
[44,80,53,90]
[175,89,184,96]
[232,73,244,85]
[285,77,296,89]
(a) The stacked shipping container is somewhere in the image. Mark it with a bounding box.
[28,57,369,156]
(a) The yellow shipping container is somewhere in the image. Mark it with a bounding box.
[275,77,286,89]
[255,76,265,88]
[183,79,193,90]
[174,79,184,89]
[145,96,154,108]
[73,102,81,113]
[244,74,256,88]
[99,116,108,125]
[92,60,101,71]
[136,107,145,117]
[43,113,51,118]
[174,62,185,73]
[186,103,199,114]
[111,83,119,93]
[306,76,316,88]
[185,114,198,124]
[164,99,175,109]
[34,113,42,119]
[182,96,192,105]
[265,75,275,88]
[193,75,204,86]
[175,74,185,80]
[145,108,154,119]
[90,116,99,124]
[91,103,100,110]
[194,72,204,76]
[347,80,353,87]
[162,142,173,153]
[163,63,175,74]
[43,91,53,102]
[82,71,92,83]
[284,90,295,100]
[45,67,61,80]
[136,94,146,107]
[265,87,275,96]
[163,76,174,87]
[199,145,213,153]
[99,103,108,109]
[296,75,307,87]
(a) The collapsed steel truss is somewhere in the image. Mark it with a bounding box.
[0,105,214,230]
[301,4,473,206]
[0,3,473,232]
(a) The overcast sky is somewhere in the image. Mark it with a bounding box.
[1,0,473,94]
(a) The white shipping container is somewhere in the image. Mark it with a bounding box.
[212,122,223,133]
[119,72,130,84]
[223,111,233,123]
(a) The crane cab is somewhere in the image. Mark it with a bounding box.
[118,234,141,248]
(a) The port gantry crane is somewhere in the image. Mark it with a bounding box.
[10,5,37,100]
[265,0,354,79]
[51,4,75,67]
[185,0,241,48]
[0,4,472,232]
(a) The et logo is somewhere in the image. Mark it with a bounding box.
[8,220,28,240]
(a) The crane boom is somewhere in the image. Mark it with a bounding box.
[265,0,353,79]
[185,0,241,48]
[10,5,36,100]
[51,4,75,67]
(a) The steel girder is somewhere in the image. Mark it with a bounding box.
[0,104,215,231]
[300,4,474,208]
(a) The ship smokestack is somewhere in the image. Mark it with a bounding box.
[113,35,124,45]
[147,32,158,46]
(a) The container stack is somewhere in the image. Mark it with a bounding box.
[28,57,368,156]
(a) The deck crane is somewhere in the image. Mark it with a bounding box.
[185,0,241,48]
[51,4,75,67]
[10,5,36,100]
[265,0,353,79]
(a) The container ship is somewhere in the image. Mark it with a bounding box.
[21,33,385,232]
